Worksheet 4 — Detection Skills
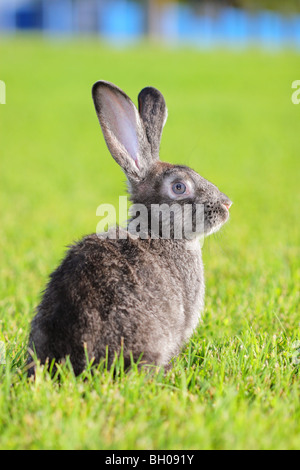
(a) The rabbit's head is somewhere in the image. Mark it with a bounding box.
[92,81,231,239]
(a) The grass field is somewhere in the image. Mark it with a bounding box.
[0,36,299,450]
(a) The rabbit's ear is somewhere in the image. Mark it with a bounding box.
[92,81,152,181]
[138,87,168,160]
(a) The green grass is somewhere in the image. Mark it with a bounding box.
[0,36,299,450]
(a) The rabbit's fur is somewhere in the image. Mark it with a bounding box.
[27,81,232,376]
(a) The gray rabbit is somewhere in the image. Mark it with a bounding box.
[27,81,232,376]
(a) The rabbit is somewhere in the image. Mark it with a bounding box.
[27,80,232,377]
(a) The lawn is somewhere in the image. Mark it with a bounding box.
[0,36,299,450]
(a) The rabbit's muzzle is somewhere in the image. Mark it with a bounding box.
[203,194,232,236]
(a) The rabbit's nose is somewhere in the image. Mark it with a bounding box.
[221,197,233,210]
[224,201,232,209]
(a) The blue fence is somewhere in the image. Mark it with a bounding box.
[0,0,300,49]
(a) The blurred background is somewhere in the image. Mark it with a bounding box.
[0,0,300,49]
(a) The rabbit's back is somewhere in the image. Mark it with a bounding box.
[28,229,204,375]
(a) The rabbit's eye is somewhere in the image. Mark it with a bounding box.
[172,182,186,195]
